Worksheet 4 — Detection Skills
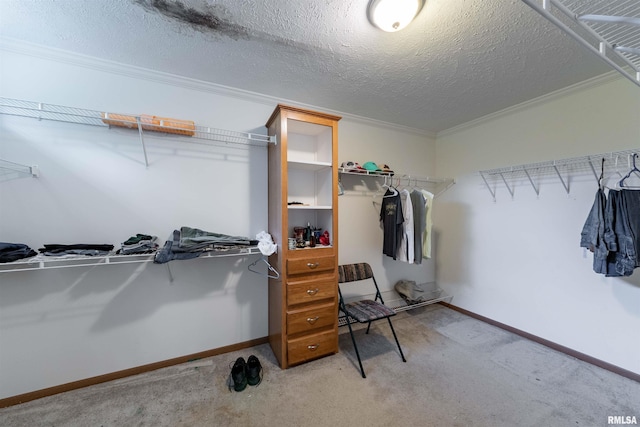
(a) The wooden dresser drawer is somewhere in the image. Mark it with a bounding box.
[287,254,335,276]
[287,277,336,306]
[287,303,336,336]
[288,330,337,366]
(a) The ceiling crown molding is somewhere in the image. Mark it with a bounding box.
[0,37,282,104]
[437,71,623,138]
[0,37,435,139]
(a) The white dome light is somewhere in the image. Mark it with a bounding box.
[368,0,425,32]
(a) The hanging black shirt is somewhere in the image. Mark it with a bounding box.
[380,188,404,259]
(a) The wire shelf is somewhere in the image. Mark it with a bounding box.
[563,0,640,70]
[0,97,275,167]
[339,167,452,184]
[0,246,262,273]
[338,168,455,198]
[479,148,640,200]
[522,0,640,87]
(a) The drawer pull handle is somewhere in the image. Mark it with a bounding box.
[306,288,320,295]
[307,316,319,324]
[308,344,319,351]
[307,262,320,269]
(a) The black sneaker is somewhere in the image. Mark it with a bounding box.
[229,357,247,392]
[246,355,262,386]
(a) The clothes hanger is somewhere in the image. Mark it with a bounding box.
[376,175,389,195]
[248,256,280,279]
[598,158,605,190]
[411,177,422,192]
[382,174,398,196]
[618,153,640,188]
[613,155,624,179]
[401,175,412,189]
[598,155,624,191]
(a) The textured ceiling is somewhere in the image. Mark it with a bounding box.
[0,0,615,134]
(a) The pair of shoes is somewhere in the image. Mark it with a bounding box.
[229,355,262,392]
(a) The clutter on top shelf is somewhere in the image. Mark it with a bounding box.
[101,112,196,136]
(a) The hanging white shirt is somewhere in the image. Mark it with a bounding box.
[397,189,414,263]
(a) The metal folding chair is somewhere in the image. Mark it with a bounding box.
[338,263,406,378]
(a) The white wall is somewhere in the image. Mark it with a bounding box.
[0,43,439,399]
[0,47,276,399]
[435,76,640,375]
[338,120,438,292]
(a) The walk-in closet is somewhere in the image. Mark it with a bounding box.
[1,0,639,423]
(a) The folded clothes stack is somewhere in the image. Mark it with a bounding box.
[119,234,159,255]
[38,244,114,257]
[0,242,38,263]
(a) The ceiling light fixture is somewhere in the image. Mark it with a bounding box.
[367,0,425,32]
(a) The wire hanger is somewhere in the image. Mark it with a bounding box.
[248,256,280,279]
[400,175,412,191]
[374,175,389,197]
[410,176,421,192]
[618,153,640,188]
[598,158,605,190]
[613,155,624,179]
[601,155,624,190]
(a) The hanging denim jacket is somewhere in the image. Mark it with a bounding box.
[580,189,608,274]
[621,189,640,269]
[605,190,639,277]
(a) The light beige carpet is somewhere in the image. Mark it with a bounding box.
[1,304,638,426]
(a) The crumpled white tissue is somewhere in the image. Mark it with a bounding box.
[256,231,277,256]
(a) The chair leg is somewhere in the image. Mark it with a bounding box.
[386,317,407,363]
[365,321,372,334]
[345,317,366,378]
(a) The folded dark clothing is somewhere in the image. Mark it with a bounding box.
[0,242,38,263]
[38,244,114,257]
[39,244,115,253]
[117,247,158,255]
[123,234,154,245]
[121,236,158,253]
[40,249,112,257]
[119,243,159,255]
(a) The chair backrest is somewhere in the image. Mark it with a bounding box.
[338,262,385,303]
[338,263,374,283]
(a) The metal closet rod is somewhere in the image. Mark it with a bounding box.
[340,171,455,198]
[385,174,456,197]
[388,173,452,185]
[479,148,640,200]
